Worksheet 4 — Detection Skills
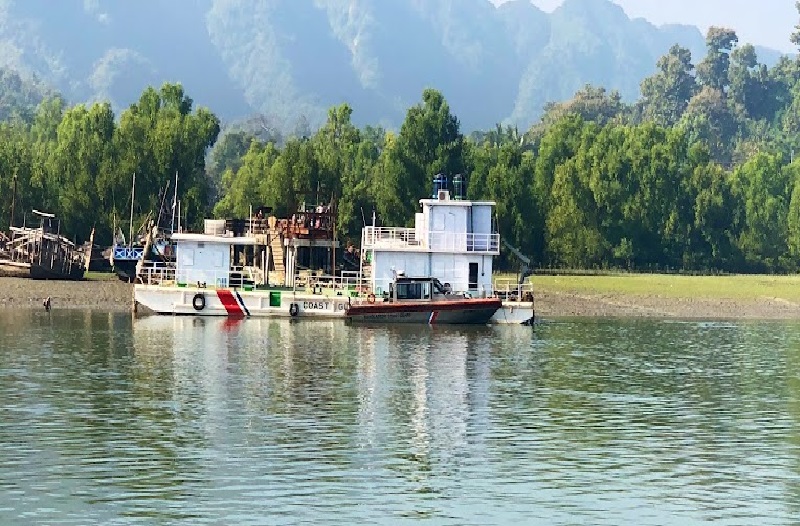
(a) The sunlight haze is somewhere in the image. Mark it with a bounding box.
[493,0,796,53]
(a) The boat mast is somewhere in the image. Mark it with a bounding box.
[129,172,135,247]
[170,170,178,233]
[9,171,17,229]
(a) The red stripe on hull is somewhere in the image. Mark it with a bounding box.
[216,289,245,318]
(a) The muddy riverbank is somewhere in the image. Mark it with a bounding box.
[0,276,132,311]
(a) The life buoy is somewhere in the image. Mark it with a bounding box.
[289,302,299,317]
[192,293,205,311]
[367,293,376,304]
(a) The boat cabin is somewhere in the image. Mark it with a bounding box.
[140,203,342,291]
[383,276,452,303]
[172,233,257,289]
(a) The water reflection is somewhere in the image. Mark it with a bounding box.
[1,312,800,524]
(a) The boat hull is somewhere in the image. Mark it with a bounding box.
[0,260,85,280]
[0,260,31,278]
[29,263,85,280]
[345,298,501,325]
[134,285,351,319]
[491,301,535,325]
[112,259,138,282]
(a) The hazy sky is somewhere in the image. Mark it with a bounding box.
[493,0,797,53]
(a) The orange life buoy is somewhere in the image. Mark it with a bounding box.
[367,293,376,304]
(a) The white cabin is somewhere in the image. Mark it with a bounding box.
[362,189,500,297]
[173,233,258,288]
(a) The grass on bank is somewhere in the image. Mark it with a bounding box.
[84,271,118,281]
[524,273,800,302]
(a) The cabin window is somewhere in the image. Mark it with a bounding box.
[396,282,423,300]
[469,262,478,290]
[179,248,195,267]
[432,211,445,231]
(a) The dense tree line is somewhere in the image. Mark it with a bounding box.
[0,84,219,244]
[6,14,800,274]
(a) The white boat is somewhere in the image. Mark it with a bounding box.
[358,175,534,325]
[135,207,354,318]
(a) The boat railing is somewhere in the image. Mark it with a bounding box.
[303,271,370,294]
[362,226,499,254]
[137,263,256,289]
[493,279,535,303]
[113,246,145,261]
[138,261,370,296]
[138,260,177,285]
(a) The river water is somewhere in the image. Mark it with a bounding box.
[1,310,799,525]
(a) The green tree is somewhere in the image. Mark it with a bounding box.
[312,104,363,237]
[791,1,800,51]
[638,45,697,126]
[208,130,258,195]
[379,89,465,225]
[371,132,408,227]
[539,85,625,128]
[696,27,739,92]
[483,143,536,252]
[213,140,280,218]
[680,86,737,166]
[115,83,220,232]
[546,158,605,268]
[47,102,116,241]
[532,115,592,263]
[730,152,791,271]
[0,124,36,231]
[263,137,318,217]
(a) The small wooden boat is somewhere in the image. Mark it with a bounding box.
[0,210,86,280]
[345,276,501,325]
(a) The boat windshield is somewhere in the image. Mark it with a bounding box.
[395,280,432,300]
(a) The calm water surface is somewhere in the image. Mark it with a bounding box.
[1,311,800,525]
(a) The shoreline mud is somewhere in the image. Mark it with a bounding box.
[0,276,132,312]
[2,276,800,320]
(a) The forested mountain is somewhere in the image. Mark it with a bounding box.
[0,68,53,121]
[0,0,784,132]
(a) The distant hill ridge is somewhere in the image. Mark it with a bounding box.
[0,0,786,131]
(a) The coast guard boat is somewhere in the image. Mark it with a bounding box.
[352,174,533,325]
[135,205,353,318]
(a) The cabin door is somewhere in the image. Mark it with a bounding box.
[469,262,478,291]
